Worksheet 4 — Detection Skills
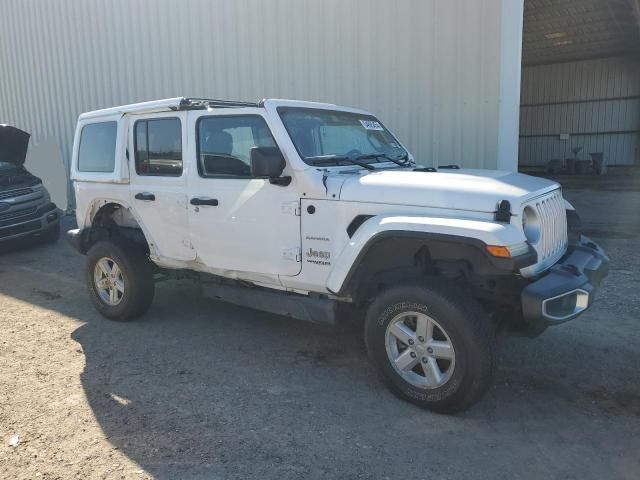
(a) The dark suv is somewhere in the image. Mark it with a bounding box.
[0,125,60,245]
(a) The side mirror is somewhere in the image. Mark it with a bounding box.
[250,147,285,179]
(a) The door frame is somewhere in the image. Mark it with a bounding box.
[184,107,302,278]
[127,110,195,261]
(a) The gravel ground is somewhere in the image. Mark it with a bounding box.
[1,174,639,479]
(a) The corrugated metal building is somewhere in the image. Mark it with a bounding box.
[520,0,640,167]
[520,56,640,166]
[1,0,639,210]
[0,0,523,206]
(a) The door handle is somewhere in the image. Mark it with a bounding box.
[190,197,219,207]
[135,192,156,201]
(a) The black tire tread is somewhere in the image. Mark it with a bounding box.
[85,239,155,321]
[364,280,495,413]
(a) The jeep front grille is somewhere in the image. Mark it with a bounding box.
[521,189,568,277]
[536,190,568,261]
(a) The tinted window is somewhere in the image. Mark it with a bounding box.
[78,122,117,172]
[135,118,182,176]
[197,116,276,178]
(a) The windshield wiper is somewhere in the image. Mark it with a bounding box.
[307,155,376,170]
[353,153,412,167]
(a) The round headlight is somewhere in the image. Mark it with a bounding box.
[522,206,541,244]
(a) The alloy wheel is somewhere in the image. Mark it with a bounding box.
[385,311,456,389]
[93,257,125,306]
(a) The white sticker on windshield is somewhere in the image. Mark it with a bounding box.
[359,120,385,131]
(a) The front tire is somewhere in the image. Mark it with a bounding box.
[86,240,155,321]
[364,282,494,413]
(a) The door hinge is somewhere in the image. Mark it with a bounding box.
[283,247,302,262]
[282,201,301,216]
[182,238,194,250]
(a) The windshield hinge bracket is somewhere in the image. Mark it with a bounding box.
[283,247,302,262]
[281,200,301,216]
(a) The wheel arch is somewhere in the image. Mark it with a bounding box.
[75,199,152,254]
[327,215,534,301]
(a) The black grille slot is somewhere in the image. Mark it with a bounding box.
[0,206,39,228]
[0,188,33,200]
[0,219,41,239]
[0,205,38,222]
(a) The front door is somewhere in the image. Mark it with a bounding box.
[129,112,195,261]
[186,110,301,277]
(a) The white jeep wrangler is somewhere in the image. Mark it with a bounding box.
[68,97,609,412]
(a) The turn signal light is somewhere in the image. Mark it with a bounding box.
[486,245,511,258]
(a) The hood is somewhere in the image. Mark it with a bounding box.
[338,168,560,213]
[0,125,41,192]
[0,125,30,166]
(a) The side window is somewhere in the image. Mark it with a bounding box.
[197,116,276,178]
[78,121,117,172]
[134,118,182,176]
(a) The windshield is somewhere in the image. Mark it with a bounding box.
[278,107,409,167]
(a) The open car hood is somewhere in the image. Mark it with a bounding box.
[0,125,30,166]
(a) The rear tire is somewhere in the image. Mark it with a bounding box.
[86,239,155,321]
[364,282,494,413]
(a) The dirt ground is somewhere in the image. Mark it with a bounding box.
[1,172,639,479]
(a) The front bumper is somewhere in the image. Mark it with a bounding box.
[0,202,60,242]
[521,235,609,335]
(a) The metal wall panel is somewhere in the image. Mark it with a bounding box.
[0,0,510,208]
[520,56,640,166]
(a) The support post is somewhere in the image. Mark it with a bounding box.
[496,0,525,172]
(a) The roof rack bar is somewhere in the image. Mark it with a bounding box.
[79,97,262,120]
[175,97,260,110]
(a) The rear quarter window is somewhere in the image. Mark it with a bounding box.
[78,121,117,172]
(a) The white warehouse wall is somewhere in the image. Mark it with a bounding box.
[0,0,523,208]
[520,56,640,167]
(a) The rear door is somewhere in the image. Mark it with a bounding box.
[128,112,195,261]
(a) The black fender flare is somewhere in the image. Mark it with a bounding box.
[332,231,537,297]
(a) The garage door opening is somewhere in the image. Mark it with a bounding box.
[519,0,640,173]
